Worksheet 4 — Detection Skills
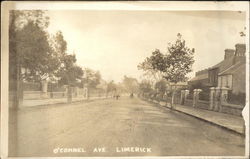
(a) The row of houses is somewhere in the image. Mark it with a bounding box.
[189,43,246,95]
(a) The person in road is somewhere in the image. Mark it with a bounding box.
[116,94,120,100]
[130,93,134,98]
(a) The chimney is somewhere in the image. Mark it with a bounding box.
[235,44,246,57]
[224,49,235,60]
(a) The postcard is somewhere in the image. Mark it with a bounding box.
[1,1,249,159]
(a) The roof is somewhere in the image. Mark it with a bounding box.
[210,56,246,73]
[210,56,235,72]
[219,62,245,76]
[189,73,208,81]
[189,48,245,81]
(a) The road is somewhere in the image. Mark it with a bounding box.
[9,96,245,157]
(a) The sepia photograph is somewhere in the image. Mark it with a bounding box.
[1,1,249,158]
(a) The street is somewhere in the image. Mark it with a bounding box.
[9,96,244,157]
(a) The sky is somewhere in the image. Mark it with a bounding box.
[47,11,246,82]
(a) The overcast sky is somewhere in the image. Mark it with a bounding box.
[47,11,246,82]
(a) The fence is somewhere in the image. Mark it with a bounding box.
[199,91,209,101]
[227,91,246,105]
[13,80,110,101]
[89,88,106,97]
[140,87,244,117]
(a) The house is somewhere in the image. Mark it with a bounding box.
[188,69,209,86]
[189,43,246,94]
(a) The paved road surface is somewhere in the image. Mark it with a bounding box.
[9,96,245,157]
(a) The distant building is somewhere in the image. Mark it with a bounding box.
[189,43,246,94]
[188,69,209,86]
[168,82,188,91]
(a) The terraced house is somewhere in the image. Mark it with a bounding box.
[189,43,246,95]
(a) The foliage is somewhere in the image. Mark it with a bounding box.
[163,33,195,83]
[138,33,194,85]
[138,33,195,107]
[122,76,139,93]
[9,11,57,82]
[138,49,165,84]
[23,82,41,91]
[50,31,67,56]
[154,79,168,94]
[9,10,84,86]
[82,68,101,89]
[139,80,153,94]
[106,80,117,93]
[9,10,50,32]
[57,54,84,86]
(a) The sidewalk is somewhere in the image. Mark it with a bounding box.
[22,96,107,107]
[145,98,245,135]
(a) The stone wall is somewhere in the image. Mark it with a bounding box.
[197,100,210,110]
[221,103,244,116]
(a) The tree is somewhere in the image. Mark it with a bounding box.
[163,33,195,83]
[138,33,195,108]
[122,75,138,94]
[9,10,66,83]
[138,49,165,84]
[139,80,153,96]
[9,10,51,107]
[9,10,49,32]
[82,68,101,89]
[15,21,57,82]
[9,10,51,82]
[57,54,84,86]
[49,31,84,86]
[106,80,117,97]
[155,79,168,96]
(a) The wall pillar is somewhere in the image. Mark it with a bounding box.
[84,87,88,99]
[180,90,185,105]
[193,89,202,108]
[193,90,197,107]
[67,86,72,103]
[184,90,189,104]
[41,80,48,98]
[209,87,216,110]
[220,87,229,104]
[214,87,221,112]
[171,91,176,109]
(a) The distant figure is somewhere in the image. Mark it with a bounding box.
[116,95,120,100]
[130,93,134,98]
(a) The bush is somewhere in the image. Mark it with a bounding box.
[23,82,41,91]
[48,82,66,92]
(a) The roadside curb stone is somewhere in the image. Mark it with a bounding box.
[141,97,245,136]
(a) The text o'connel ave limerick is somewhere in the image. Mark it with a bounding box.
[3,2,249,158]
